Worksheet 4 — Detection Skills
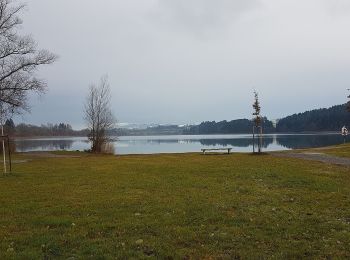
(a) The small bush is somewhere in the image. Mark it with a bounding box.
[101,142,115,154]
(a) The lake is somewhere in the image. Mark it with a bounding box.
[12,133,348,154]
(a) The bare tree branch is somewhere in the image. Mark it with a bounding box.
[0,0,57,115]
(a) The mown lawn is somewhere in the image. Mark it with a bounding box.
[0,149,349,259]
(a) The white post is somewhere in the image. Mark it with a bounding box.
[2,125,6,175]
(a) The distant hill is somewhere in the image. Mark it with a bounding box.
[182,104,350,134]
[276,104,350,132]
[183,118,275,135]
[5,121,88,137]
[6,104,350,137]
[115,125,184,136]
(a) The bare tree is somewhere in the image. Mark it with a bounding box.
[84,76,116,153]
[0,0,57,113]
[252,91,263,153]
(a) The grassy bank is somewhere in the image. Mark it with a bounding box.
[0,148,349,259]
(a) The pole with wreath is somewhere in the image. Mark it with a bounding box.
[252,91,263,153]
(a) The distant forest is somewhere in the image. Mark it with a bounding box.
[3,103,350,136]
[117,125,184,136]
[4,121,88,137]
[184,104,349,134]
[276,104,350,132]
[183,118,275,135]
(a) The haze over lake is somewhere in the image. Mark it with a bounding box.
[14,133,348,155]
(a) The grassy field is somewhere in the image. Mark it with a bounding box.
[0,147,349,259]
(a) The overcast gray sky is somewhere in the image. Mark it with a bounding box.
[16,0,350,128]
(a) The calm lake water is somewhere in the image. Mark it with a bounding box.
[13,133,348,154]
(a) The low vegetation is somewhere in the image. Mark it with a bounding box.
[0,147,349,258]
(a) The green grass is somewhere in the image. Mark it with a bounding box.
[308,143,350,158]
[0,148,350,259]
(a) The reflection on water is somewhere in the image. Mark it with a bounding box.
[275,134,346,149]
[15,139,75,151]
[199,137,273,148]
[14,138,89,152]
[13,134,348,154]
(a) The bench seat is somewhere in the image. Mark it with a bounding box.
[201,148,232,154]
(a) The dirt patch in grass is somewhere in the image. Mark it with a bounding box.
[273,152,350,167]
[23,151,81,158]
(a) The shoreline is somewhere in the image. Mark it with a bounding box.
[9,131,343,139]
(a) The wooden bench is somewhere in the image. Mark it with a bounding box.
[201,148,232,155]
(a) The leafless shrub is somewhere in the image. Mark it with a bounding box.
[84,76,116,153]
[101,142,115,155]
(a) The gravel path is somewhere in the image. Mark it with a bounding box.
[273,152,350,167]
[23,152,81,158]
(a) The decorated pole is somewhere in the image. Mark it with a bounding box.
[252,91,262,153]
[253,126,255,153]
[259,125,263,153]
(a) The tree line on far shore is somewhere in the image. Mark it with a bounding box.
[183,118,275,135]
[4,120,88,137]
[184,103,349,135]
[4,103,349,137]
[276,104,350,132]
